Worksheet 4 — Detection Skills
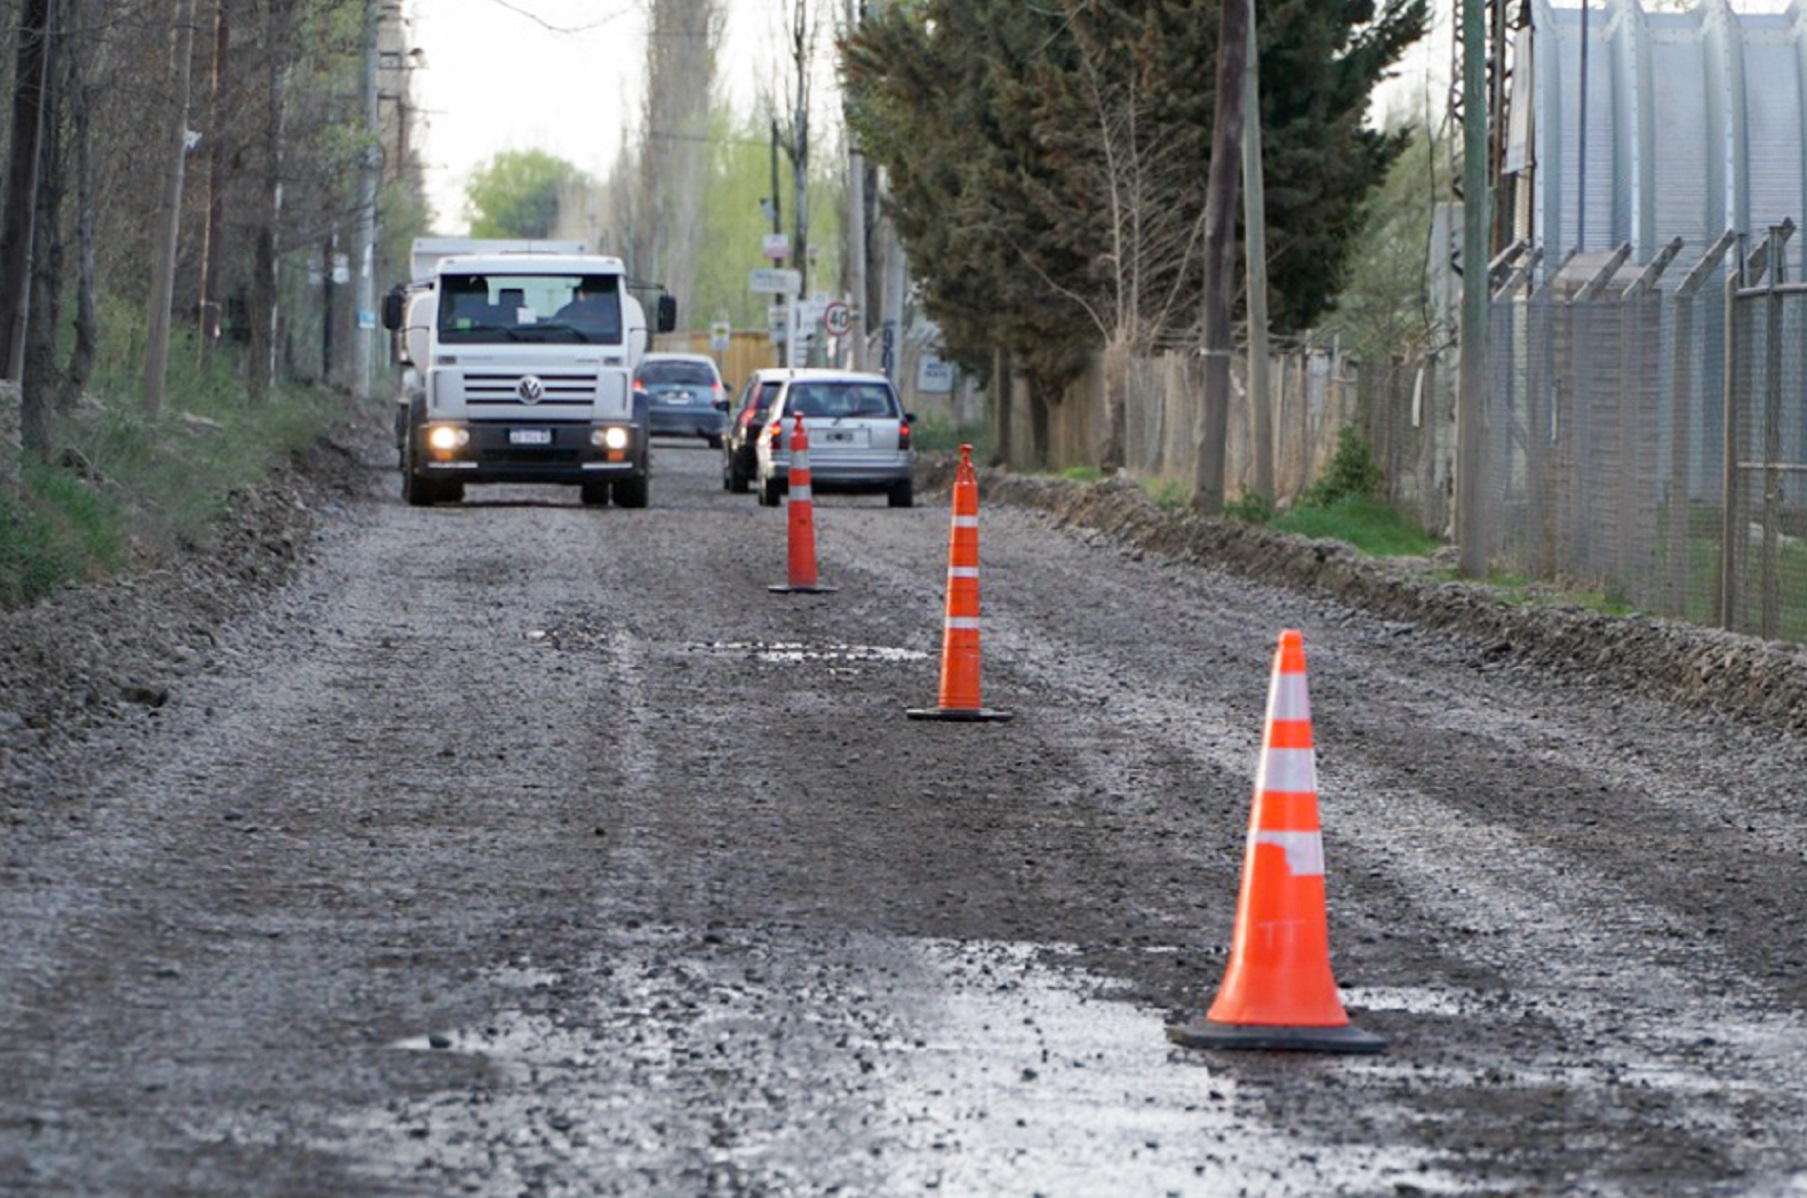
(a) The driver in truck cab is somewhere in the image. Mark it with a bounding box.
[554,281,621,339]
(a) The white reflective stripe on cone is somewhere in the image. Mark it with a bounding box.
[953,516,979,528]
[1252,829,1326,877]
[791,485,812,501]
[1268,673,1311,721]
[944,616,981,630]
[947,567,980,578]
[1255,746,1316,795]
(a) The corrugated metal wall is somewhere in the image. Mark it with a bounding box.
[1523,0,1807,270]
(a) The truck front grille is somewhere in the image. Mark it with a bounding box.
[464,370,595,413]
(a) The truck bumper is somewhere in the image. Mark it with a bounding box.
[415,420,646,483]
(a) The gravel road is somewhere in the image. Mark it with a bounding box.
[3,429,1806,1196]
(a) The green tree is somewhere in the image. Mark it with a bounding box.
[464,149,588,239]
[843,0,1427,384]
[1319,121,1441,367]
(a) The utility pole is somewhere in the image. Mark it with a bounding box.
[1192,0,1247,515]
[1241,9,1273,501]
[352,0,380,400]
[1456,0,1492,576]
[145,0,199,417]
[198,0,229,345]
[843,0,867,371]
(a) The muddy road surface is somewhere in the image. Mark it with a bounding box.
[5,437,1807,1196]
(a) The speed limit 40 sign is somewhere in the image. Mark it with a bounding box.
[822,301,852,337]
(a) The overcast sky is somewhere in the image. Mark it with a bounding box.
[406,0,1785,238]
[405,0,802,234]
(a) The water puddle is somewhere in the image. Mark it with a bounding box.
[295,930,1485,1195]
[689,640,928,666]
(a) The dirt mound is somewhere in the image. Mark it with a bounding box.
[919,459,1807,735]
[0,421,380,806]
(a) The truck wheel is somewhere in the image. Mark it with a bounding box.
[613,476,649,509]
[402,424,438,506]
[580,481,611,507]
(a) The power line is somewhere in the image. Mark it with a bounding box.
[481,0,637,35]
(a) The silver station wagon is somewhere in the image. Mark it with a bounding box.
[753,370,917,508]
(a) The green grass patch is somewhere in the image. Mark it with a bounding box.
[909,412,992,458]
[1224,490,1276,523]
[1144,476,1190,509]
[2,315,352,608]
[1062,466,1103,484]
[0,475,108,606]
[1275,495,1442,558]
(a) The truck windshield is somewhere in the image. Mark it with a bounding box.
[437,273,623,344]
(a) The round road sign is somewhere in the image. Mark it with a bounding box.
[822,301,851,337]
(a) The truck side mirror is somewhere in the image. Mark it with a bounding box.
[656,295,678,334]
[381,290,405,332]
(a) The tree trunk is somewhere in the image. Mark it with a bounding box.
[1192,0,1247,515]
[144,0,200,417]
[1027,374,1054,470]
[22,0,66,441]
[991,348,1013,468]
[1100,347,1127,473]
[246,1,287,403]
[66,0,99,404]
[0,0,53,389]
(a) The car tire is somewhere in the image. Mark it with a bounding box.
[613,475,650,509]
[728,452,751,494]
[580,481,611,507]
[757,473,782,507]
[888,479,915,509]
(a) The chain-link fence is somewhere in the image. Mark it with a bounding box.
[992,227,1807,645]
[1474,227,1807,641]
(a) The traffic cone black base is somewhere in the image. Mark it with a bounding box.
[767,582,839,595]
[1165,1017,1385,1054]
[905,705,1012,722]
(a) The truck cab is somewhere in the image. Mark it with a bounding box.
[384,240,677,508]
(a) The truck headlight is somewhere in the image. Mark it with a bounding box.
[428,425,469,451]
[593,427,631,451]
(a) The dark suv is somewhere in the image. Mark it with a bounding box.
[721,368,790,493]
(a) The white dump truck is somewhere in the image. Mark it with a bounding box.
[383,237,676,508]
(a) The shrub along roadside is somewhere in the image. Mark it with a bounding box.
[2,334,350,609]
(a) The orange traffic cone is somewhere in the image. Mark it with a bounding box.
[908,444,1010,722]
[1166,630,1383,1053]
[769,413,836,595]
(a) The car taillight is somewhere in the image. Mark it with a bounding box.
[765,419,784,441]
[632,380,647,397]
[898,419,912,448]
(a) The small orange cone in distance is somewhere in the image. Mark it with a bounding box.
[770,413,836,595]
[908,444,1010,721]
[1167,630,1383,1053]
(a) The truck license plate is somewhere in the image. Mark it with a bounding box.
[510,428,553,446]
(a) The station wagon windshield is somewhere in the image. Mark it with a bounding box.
[437,273,623,345]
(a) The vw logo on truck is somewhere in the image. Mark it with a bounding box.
[517,375,545,404]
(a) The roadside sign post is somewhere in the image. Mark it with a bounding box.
[750,269,805,368]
